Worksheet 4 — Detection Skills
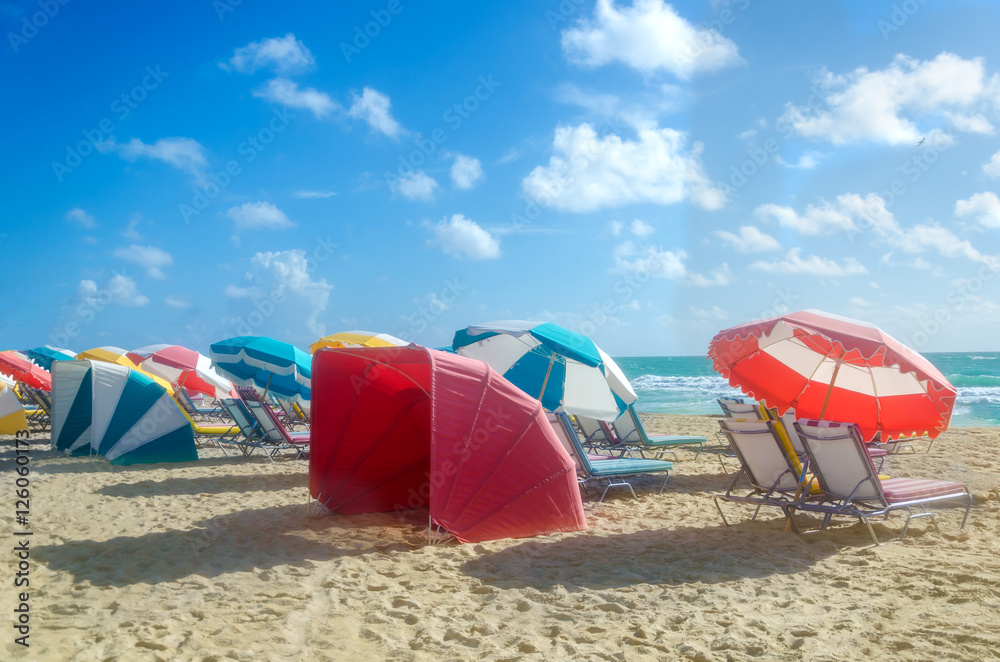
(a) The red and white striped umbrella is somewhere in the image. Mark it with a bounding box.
[127,344,234,399]
[708,310,956,441]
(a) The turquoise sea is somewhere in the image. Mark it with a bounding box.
[616,352,1000,427]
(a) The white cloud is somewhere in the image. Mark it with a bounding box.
[224,33,314,74]
[79,275,149,308]
[450,154,484,189]
[955,192,1000,228]
[610,221,623,236]
[347,88,403,138]
[253,78,338,119]
[750,248,868,276]
[224,284,260,299]
[557,82,685,131]
[690,305,728,320]
[945,112,994,134]
[561,0,742,78]
[754,193,897,236]
[225,202,295,231]
[292,190,337,199]
[229,250,332,337]
[983,150,1000,178]
[893,223,993,263]
[714,225,780,252]
[424,214,501,260]
[97,137,208,181]
[65,208,95,228]
[779,52,991,145]
[688,263,731,287]
[390,170,438,202]
[774,151,822,169]
[613,241,687,279]
[123,214,143,240]
[164,295,189,309]
[112,245,174,280]
[630,219,655,236]
[522,123,725,212]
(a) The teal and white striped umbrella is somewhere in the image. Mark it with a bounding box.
[452,321,637,421]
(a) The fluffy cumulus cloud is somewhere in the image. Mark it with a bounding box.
[688,263,731,287]
[78,274,150,307]
[97,137,208,181]
[983,150,1000,178]
[754,193,897,236]
[164,295,189,309]
[112,245,174,279]
[714,225,780,252]
[390,170,438,202]
[780,52,994,145]
[522,123,725,212]
[758,191,1000,268]
[65,208,95,228]
[630,219,655,236]
[225,202,295,231]
[223,33,315,74]
[613,241,687,278]
[424,214,501,260]
[227,250,332,338]
[561,0,742,78]
[347,88,404,138]
[955,192,1000,228]
[253,78,339,118]
[750,248,868,276]
[450,154,484,189]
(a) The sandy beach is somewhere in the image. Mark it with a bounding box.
[3,413,999,661]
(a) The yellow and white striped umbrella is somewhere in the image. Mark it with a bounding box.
[311,331,408,353]
[0,374,28,435]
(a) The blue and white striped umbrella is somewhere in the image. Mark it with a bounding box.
[452,321,637,421]
[209,336,311,401]
[24,346,77,371]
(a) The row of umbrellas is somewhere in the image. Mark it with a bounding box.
[2,312,959,440]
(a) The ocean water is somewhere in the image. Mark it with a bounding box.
[615,352,1000,428]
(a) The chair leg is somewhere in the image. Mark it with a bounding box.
[658,472,670,494]
[714,497,732,526]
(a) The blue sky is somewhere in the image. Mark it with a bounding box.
[3,0,1000,356]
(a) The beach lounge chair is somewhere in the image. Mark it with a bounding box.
[713,418,808,526]
[243,399,310,460]
[573,416,628,456]
[173,402,242,452]
[279,398,310,429]
[549,412,672,502]
[791,419,972,546]
[717,399,762,419]
[177,389,226,422]
[762,406,887,472]
[217,398,275,458]
[610,405,706,461]
[23,387,51,431]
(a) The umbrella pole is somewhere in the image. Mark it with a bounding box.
[538,355,556,405]
[262,372,273,401]
[818,354,845,421]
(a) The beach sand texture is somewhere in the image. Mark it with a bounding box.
[3,413,999,661]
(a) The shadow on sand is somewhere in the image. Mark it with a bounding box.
[461,518,846,590]
[95,471,308,497]
[33,504,430,587]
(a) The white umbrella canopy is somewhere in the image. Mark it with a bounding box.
[452,321,637,421]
